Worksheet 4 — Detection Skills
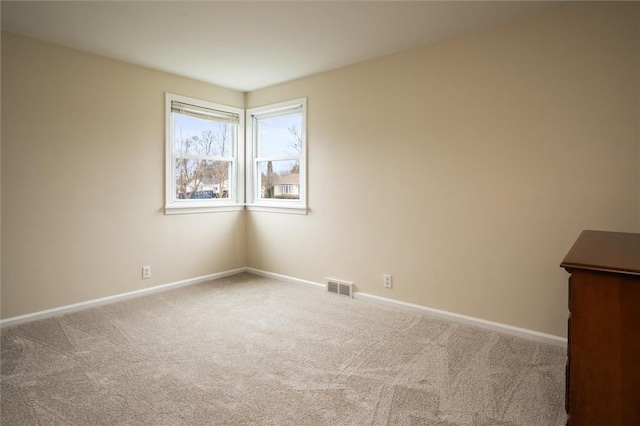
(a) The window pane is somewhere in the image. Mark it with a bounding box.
[257,113,302,158]
[173,112,232,158]
[175,159,231,199]
[258,160,300,199]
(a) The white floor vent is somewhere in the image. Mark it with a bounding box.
[326,278,353,298]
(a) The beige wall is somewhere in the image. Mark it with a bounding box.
[1,33,246,318]
[246,2,639,337]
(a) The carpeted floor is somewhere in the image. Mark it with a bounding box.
[1,273,567,425]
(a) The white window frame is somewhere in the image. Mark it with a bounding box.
[246,98,307,215]
[165,93,245,215]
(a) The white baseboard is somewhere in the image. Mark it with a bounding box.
[246,268,567,347]
[0,268,247,328]
[245,268,325,289]
[2,266,568,347]
[355,292,567,347]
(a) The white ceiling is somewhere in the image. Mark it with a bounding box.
[1,1,558,92]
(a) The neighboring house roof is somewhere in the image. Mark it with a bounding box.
[271,173,299,185]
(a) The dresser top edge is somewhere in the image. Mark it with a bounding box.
[560,230,640,276]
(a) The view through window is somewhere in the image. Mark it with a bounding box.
[256,112,303,200]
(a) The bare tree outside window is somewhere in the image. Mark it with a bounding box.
[288,124,303,154]
[175,121,232,199]
[287,124,302,174]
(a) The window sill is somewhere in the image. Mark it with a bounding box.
[246,204,308,215]
[165,203,245,215]
[165,202,307,215]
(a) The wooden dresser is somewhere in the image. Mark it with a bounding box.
[560,230,640,425]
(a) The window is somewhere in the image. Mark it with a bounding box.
[165,93,244,214]
[246,98,307,214]
[165,94,306,215]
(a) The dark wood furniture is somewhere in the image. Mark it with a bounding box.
[561,230,640,425]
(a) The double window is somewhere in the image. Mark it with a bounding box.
[165,94,306,214]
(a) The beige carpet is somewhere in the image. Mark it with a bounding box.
[1,273,566,425]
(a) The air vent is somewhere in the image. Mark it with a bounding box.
[326,278,353,298]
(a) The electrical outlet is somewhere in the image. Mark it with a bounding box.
[384,274,392,288]
[142,266,151,279]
